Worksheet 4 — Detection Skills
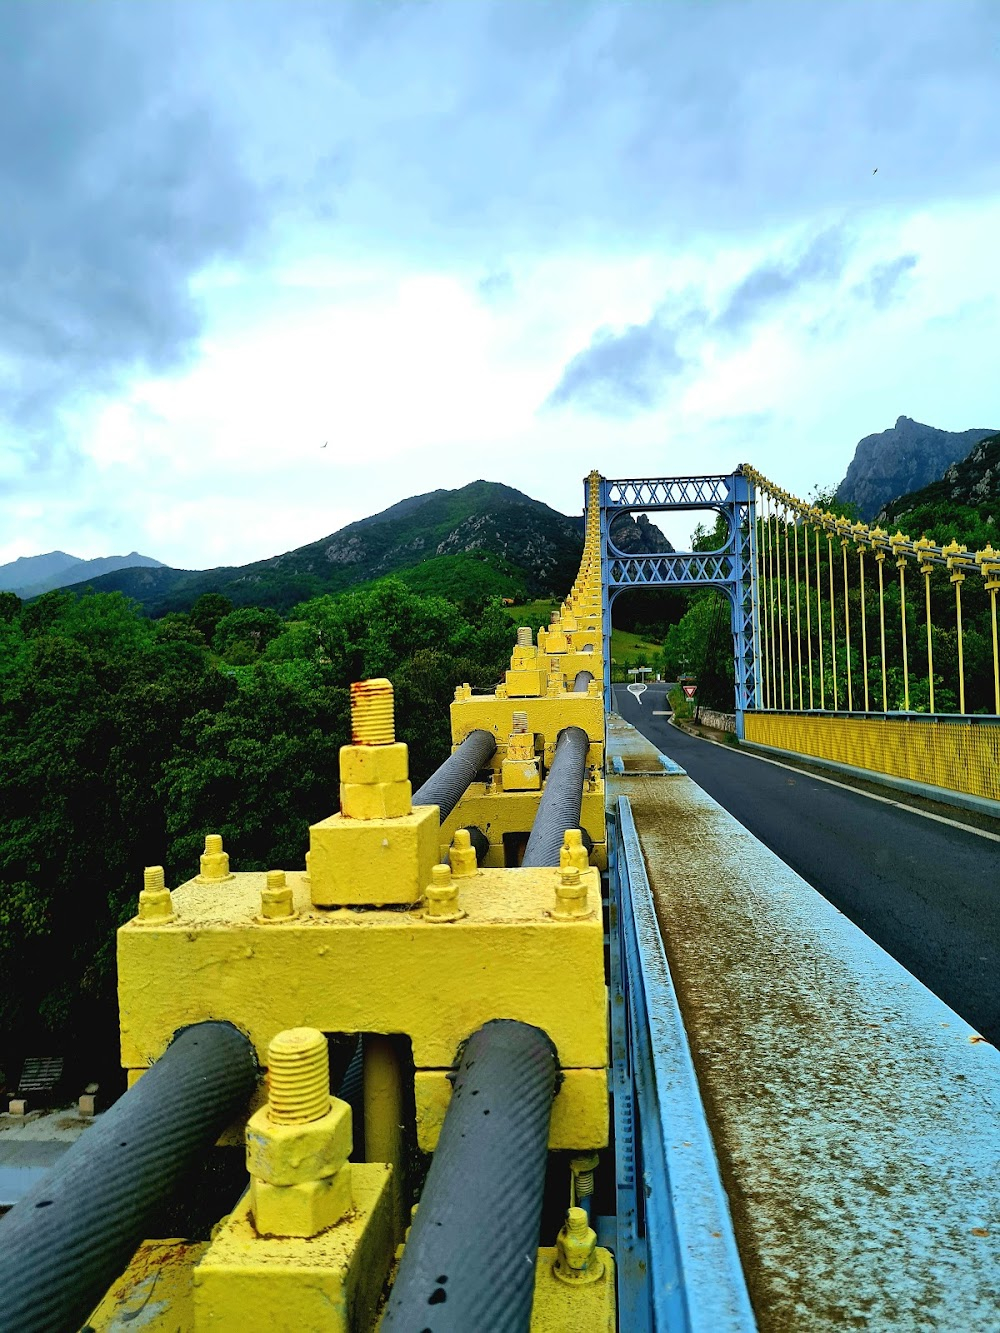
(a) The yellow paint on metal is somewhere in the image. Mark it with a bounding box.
[192,1167,393,1331]
[446,827,478,877]
[450,692,604,755]
[246,1028,354,1238]
[423,862,465,921]
[559,829,591,872]
[308,804,440,907]
[137,865,174,924]
[86,1240,209,1331]
[118,868,608,1071]
[198,833,234,883]
[439,785,607,870]
[530,1245,616,1331]
[413,1067,609,1152]
[258,869,296,922]
[362,1035,407,1246]
[744,712,1000,804]
[553,1206,604,1285]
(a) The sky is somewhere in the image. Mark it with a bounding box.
[2,0,998,568]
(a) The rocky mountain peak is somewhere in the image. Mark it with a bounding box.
[836,418,998,520]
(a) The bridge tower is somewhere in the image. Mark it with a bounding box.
[595,469,760,735]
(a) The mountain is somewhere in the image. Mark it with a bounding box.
[49,481,591,615]
[876,431,1000,549]
[609,512,675,554]
[0,550,164,599]
[836,417,998,520]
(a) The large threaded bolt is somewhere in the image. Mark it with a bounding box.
[267,1028,331,1125]
[350,678,395,746]
[517,625,533,647]
[512,710,529,734]
[138,866,174,923]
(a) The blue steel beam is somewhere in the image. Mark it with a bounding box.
[596,470,759,734]
[610,798,757,1332]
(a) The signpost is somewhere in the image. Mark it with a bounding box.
[627,665,651,705]
[682,684,697,699]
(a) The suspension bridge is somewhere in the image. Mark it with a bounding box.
[1,469,997,1331]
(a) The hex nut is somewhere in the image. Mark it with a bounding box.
[250,1169,353,1238]
[246,1097,352,1187]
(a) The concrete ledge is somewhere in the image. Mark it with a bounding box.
[741,738,1000,822]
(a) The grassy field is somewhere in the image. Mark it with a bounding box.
[504,600,664,680]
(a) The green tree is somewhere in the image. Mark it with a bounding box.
[189,592,234,644]
[213,607,285,661]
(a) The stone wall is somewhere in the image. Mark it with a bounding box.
[696,707,736,733]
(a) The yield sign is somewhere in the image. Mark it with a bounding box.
[682,684,697,698]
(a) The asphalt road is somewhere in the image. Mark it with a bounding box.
[614,682,1000,1046]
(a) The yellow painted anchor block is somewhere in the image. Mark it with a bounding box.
[192,1166,393,1332]
[118,869,608,1071]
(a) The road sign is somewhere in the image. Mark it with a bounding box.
[682,684,697,699]
[627,683,647,704]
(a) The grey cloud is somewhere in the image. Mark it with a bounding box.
[851,255,919,310]
[478,268,515,302]
[0,5,268,438]
[714,227,851,335]
[546,225,854,415]
[546,305,706,417]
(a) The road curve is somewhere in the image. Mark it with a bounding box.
[614,683,1000,1045]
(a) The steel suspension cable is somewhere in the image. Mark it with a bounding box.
[859,545,870,712]
[989,577,1000,715]
[841,538,853,711]
[952,563,966,714]
[775,506,785,709]
[828,534,838,709]
[758,496,770,707]
[875,545,888,712]
[897,550,911,712]
[922,562,935,713]
[804,515,814,709]
[784,508,794,707]
[815,528,825,710]
[793,518,804,708]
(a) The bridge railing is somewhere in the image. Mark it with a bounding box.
[743,466,1000,809]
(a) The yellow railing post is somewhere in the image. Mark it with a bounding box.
[891,532,910,712]
[943,539,968,715]
[915,537,936,713]
[855,526,870,713]
[815,526,825,710]
[793,517,804,710]
[784,506,794,708]
[872,529,888,713]
[776,507,786,710]
[977,544,1000,715]
[840,530,853,712]
[804,512,814,709]
[827,531,838,709]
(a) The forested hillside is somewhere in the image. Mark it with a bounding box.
[51,481,587,615]
[0,581,513,1094]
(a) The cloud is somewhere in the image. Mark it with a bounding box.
[545,306,703,416]
[0,5,268,437]
[851,254,919,310]
[545,226,856,415]
[478,268,515,303]
[713,227,851,335]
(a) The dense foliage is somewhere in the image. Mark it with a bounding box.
[0,580,512,1091]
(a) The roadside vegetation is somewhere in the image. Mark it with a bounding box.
[0,580,512,1093]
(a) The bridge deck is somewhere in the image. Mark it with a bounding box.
[609,721,1000,1331]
